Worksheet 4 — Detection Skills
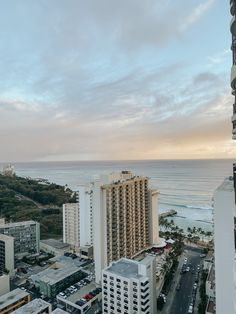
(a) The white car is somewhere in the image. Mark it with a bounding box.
[188,305,193,313]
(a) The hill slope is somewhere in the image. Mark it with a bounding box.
[0,174,76,239]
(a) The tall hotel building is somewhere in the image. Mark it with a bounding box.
[93,171,159,283]
[102,256,157,314]
[213,2,236,313]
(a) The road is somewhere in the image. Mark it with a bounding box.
[169,247,202,314]
[159,246,203,314]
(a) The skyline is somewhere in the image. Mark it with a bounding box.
[0,0,234,162]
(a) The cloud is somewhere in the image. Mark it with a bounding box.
[180,0,215,32]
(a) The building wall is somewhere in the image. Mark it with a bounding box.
[0,275,10,297]
[214,178,236,314]
[0,221,40,257]
[93,172,159,284]
[0,234,14,276]
[77,185,93,247]
[102,257,157,314]
[63,203,80,249]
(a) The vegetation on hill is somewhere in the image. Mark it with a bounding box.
[0,174,76,239]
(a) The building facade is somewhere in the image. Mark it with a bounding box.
[63,203,80,249]
[63,187,93,252]
[0,234,14,276]
[102,256,157,314]
[12,298,52,314]
[214,177,236,313]
[93,171,159,283]
[0,219,40,257]
[0,288,31,314]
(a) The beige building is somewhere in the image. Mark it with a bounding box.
[93,171,159,283]
[63,203,80,249]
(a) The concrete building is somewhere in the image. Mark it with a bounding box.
[0,234,14,276]
[214,177,236,313]
[12,299,52,314]
[102,256,157,314]
[230,0,236,138]
[77,185,93,247]
[93,171,159,283]
[0,274,10,296]
[0,288,31,314]
[30,263,85,298]
[40,239,70,256]
[51,309,69,314]
[0,219,40,257]
[63,203,80,250]
[63,187,93,252]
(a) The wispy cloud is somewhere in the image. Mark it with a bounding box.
[180,0,215,32]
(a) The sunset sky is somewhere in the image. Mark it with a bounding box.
[0,0,234,161]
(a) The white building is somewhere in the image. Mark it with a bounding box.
[0,234,14,276]
[102,256,157,314]
[93,171,159,283]
[63,189,93,252]
[0,219,40,257]
[214,177,236,314]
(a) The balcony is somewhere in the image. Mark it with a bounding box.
[231,0,236,15]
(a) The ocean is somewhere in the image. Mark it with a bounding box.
[1,159,234,232]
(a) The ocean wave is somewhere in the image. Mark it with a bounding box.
[160,201,213,211]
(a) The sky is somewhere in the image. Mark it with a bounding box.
[0,0,234,161]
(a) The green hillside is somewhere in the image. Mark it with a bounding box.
[0,174,76,239]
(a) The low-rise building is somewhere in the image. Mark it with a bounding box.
[0,288,31,314]
[102,256,157,314]
[80,245,93,259]
[31,263,85,298]
[12,299,52,314]
[0,219,40,258]
[40,239,71,256]
[57,282,102,314]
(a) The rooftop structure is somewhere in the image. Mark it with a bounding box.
[40,239,71,256]
[31,263,85,298]
[0,288,31,313]
[12,298,52,314]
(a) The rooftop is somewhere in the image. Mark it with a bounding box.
[105,257,153,279]
[0,288,30,310]
[0,220,38,228]
[51,309,69,314]
[31,263,80,285]
[40,239,70,250]
[12,298,51,314]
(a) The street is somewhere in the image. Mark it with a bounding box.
[159,246,203,314]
